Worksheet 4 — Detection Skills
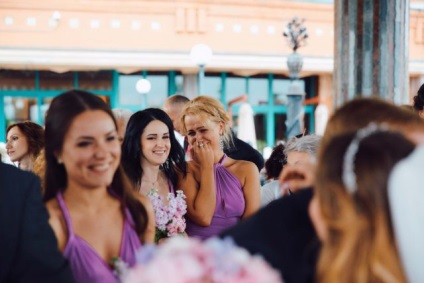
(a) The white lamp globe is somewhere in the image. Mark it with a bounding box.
[135,78,151,94]
[190,44,213,66]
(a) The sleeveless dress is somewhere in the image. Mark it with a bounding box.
[169,180,175,194]
[186,154,245,240]
[57,192,142,283]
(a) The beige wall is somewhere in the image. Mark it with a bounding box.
[0,1,332,54]
[1,1,423,67]
[2,0,424,104]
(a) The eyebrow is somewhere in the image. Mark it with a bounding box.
[146,132,170,136]
[6,134,19,140]
[76,130,117,140]
[188,126,206,131]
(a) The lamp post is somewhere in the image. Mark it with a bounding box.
[283,17,308,139]
[135,78,151,110]
[190,44,213,95]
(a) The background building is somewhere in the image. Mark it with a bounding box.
[1,0,424,151]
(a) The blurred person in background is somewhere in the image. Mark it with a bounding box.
[112,108,133,144]
[388,145,424,283]
[32,148,46,192]
[261,143,286,207]
[312,126,414,283]
[279,135,321,196]
[261,135,320,207]
[0,160,74,283]
[0,142,10,163]
[222,97,424,283]
[6,121,44,171]
[413,83,424,118]
[163,94,190,148]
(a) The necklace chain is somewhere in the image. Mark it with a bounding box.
[142,175,160,190]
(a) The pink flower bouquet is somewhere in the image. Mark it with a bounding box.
[122,236,283,283]
[147,189,187,242]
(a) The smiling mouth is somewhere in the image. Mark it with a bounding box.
[90,163,110,172]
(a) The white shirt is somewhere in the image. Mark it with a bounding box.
[174,130,185,148]
[260,180,282,207]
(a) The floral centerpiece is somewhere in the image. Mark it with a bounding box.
[120,236,283,283]
[147,189,187,242]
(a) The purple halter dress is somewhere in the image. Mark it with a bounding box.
[57,192,142,283]
[186,154,245,240]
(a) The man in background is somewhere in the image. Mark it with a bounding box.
[163,94,189,149]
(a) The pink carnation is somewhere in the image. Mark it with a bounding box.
[123,237,284,283]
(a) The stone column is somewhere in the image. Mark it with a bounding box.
[182,74,198,99]
[285,80,305,139]
[333,0,409,107]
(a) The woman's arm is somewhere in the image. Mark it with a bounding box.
[239,161,261,219]
[136,194,156,244]
[178,161,216,226]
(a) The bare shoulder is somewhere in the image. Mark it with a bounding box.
[45,198,68,251]
[45,198,63,225]
[226,157,257,172]
[225,158,258,184]
[135,194,153,212]
[184,161,200,180]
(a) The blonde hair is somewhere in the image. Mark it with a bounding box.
[32,148,46,193]
[315,131,411,283]
[312,97,424,283]
[321,97,424,153]
[180,96,233,149]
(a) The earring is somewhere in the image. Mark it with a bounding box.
[219,135,224,150]
[57,158,63,164]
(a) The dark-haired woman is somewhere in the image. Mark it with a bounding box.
[413,83,424,118]
[260,143,286,207]
[43,90,155,283]
[121,108,186,201]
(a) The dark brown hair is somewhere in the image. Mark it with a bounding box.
[6,121,44,158]
[43,89,148,240]
[264,143,286,180]
[413,83,424,111]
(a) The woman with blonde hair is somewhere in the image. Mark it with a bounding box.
[222,97,424,282]
[311,124,414,283]
[179,96,260,240]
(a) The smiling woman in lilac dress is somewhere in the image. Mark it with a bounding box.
[43,90,155,283]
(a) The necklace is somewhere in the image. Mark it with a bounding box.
[142,176,160,190]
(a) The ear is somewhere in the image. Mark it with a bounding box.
[218,121,225,136]
[419,110,424,119]
[54,151,63,164]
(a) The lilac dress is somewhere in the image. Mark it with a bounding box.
[186,154,245,240]
[56,192,142,283]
